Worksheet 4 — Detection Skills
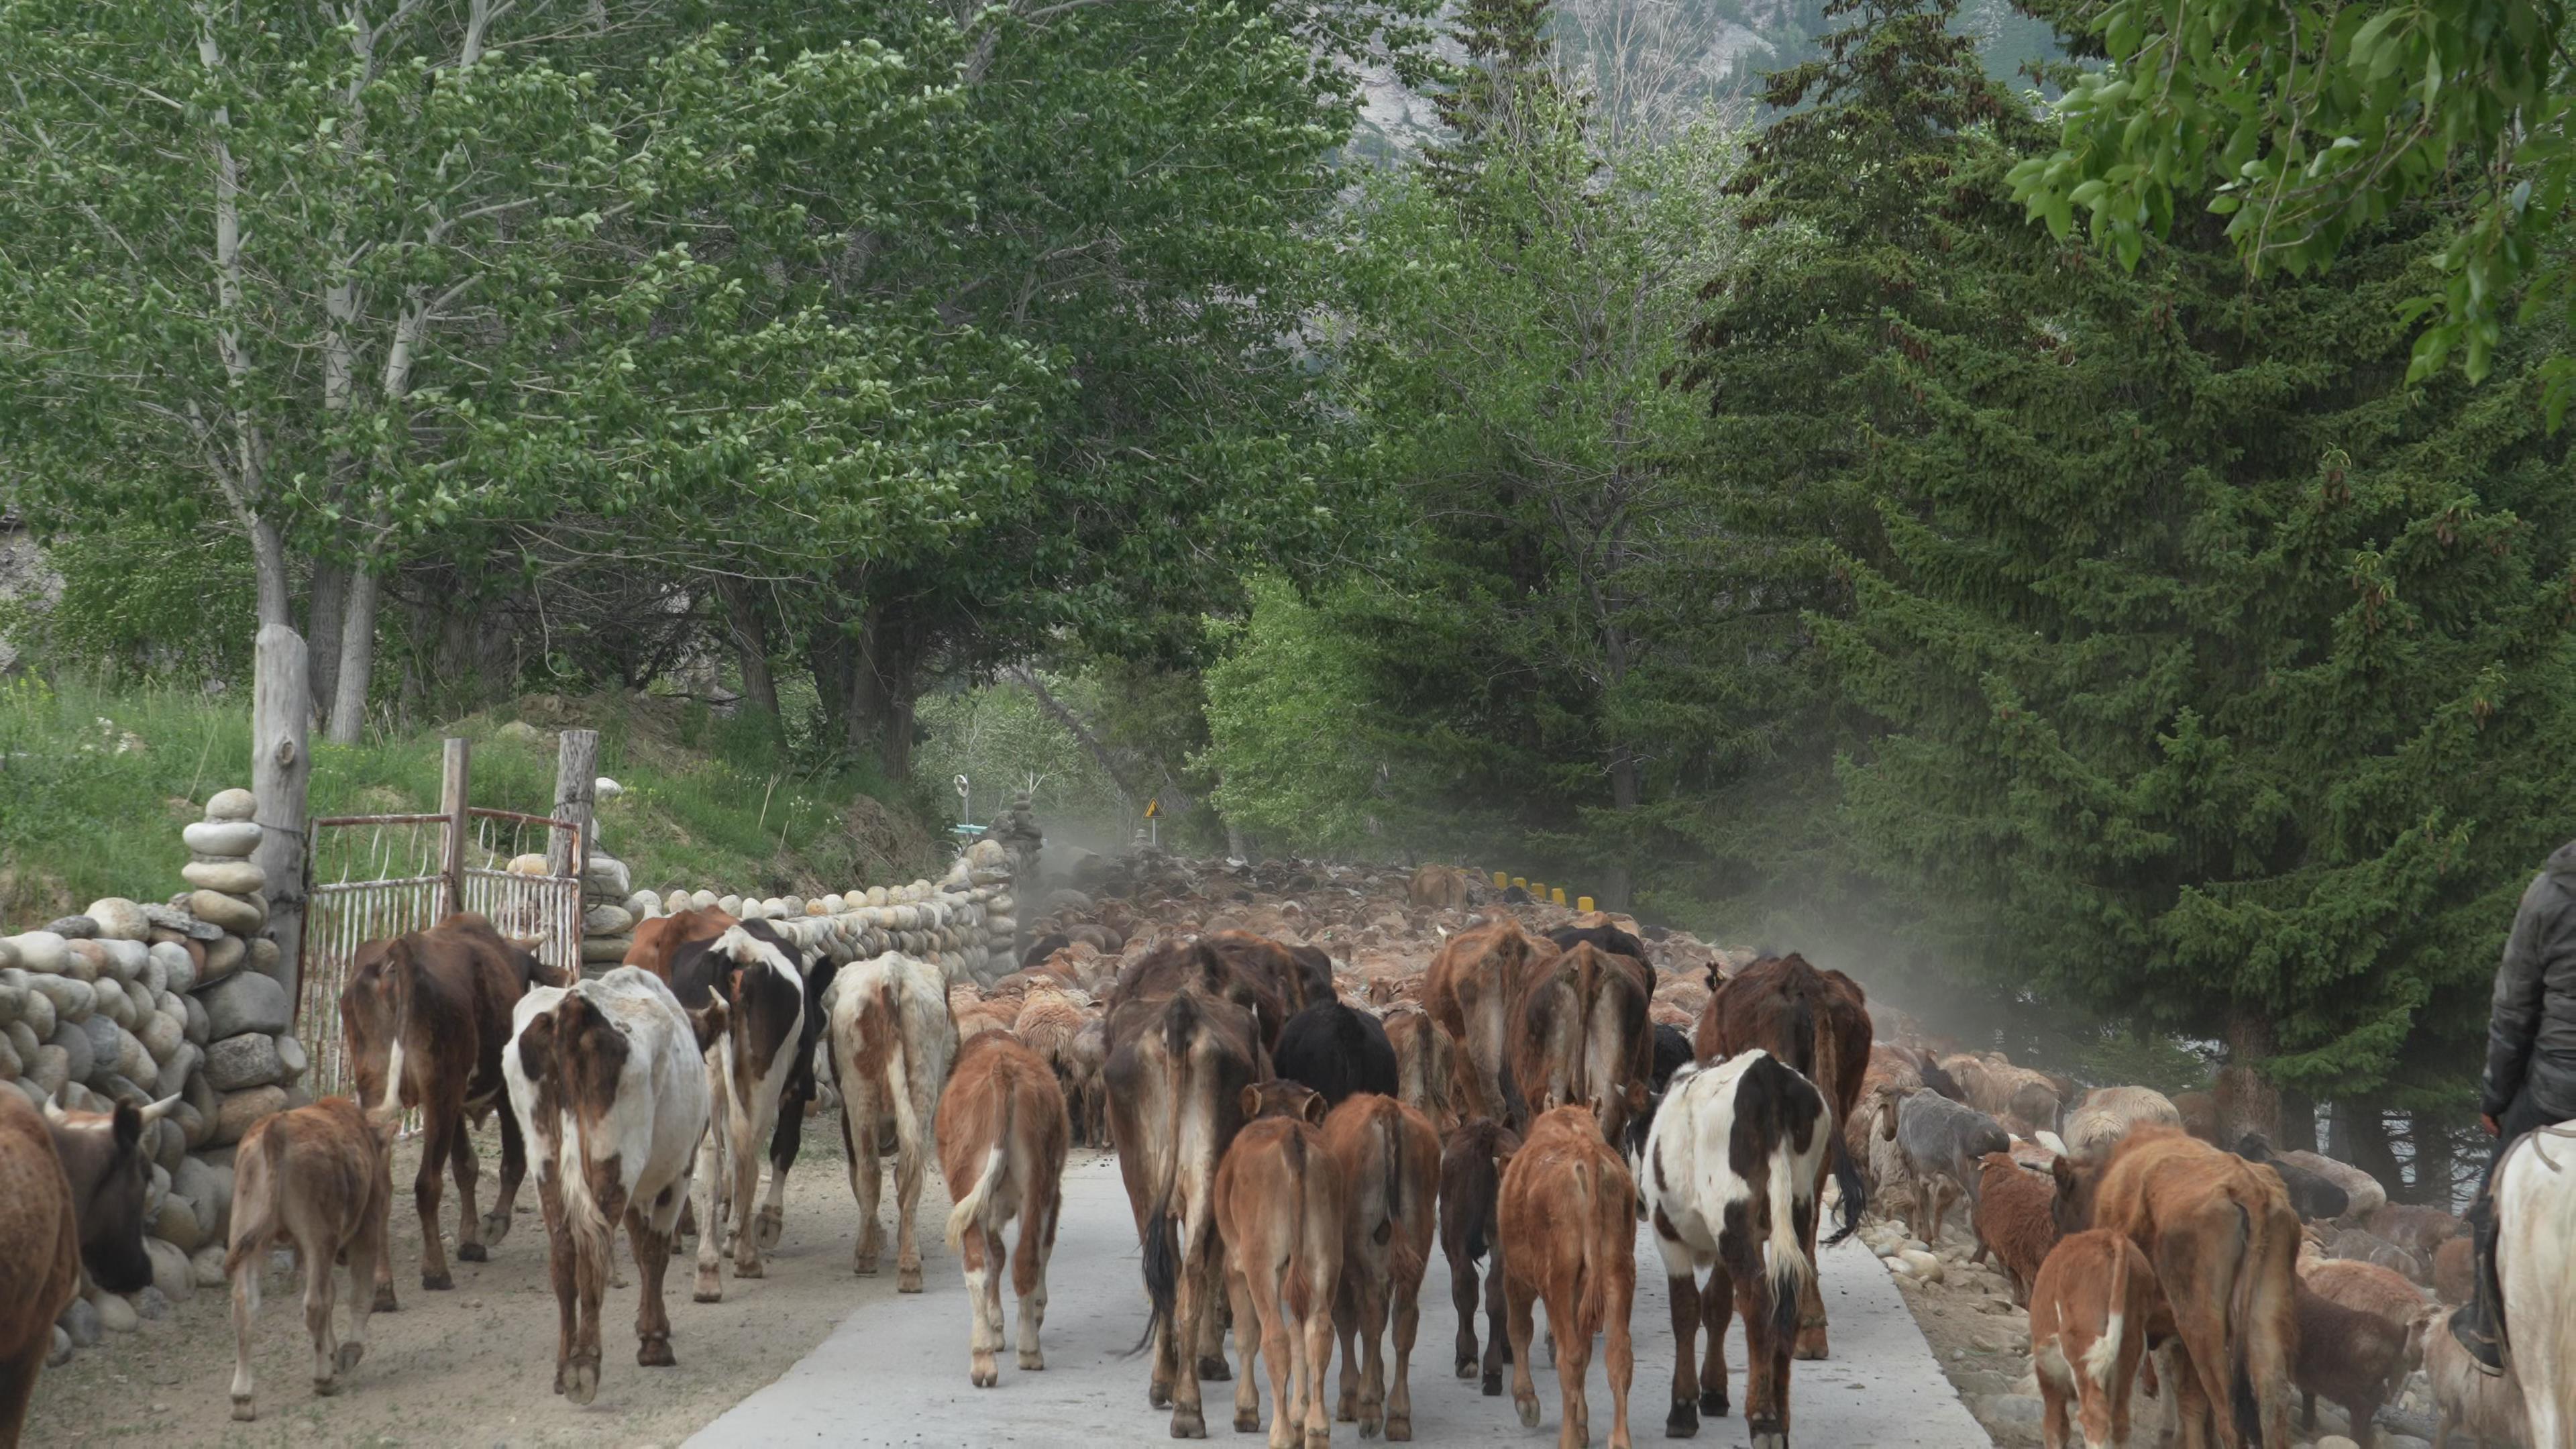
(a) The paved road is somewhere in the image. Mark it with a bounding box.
[689,1151,1988,1448]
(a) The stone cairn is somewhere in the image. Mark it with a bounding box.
[0,786,309,1360]
[619,837,1019,987]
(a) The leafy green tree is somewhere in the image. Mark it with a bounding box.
[2004,0,2576,416]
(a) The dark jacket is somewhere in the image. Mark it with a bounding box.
[2480,841,2576,1122]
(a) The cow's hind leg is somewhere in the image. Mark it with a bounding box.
[1604,1258,1635,1449]
[1387,1265,1421,1440]
[1014,1179,1055,1371]
[1482,1248,1511,1396]
[1335,1283,1361,1424]
[1666,1271,1704,1438]
[627,1204,677,1366]
[305,1238,343,1397]
[339,1193,385,1379]
[847,1095,886,1276]
[539,1175,578,1393]
[961,1216,999,1387]
[482,1099,527,1248]
[1698,1264,1733,1419]
[1551,1285,1594,1449]
[0,1345,44,1446]
[415,1106,460,1289]
[727,1087,771,1279]
[1505,1271,1541,1430]
[227,1244,262,1419]
[894,1118,928,1293]
[1230,1265,1265,1434]
[1791,1176,1828,1360]
[451,1120,488,1263]
[757,1065,809,1252]
[1449,1244,1481,1380]
[692,1108,729,1302]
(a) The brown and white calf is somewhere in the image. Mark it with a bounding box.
[1502,1102,1638,1449]
[343,911,561,1304]
[2028,1229,2165,1449]
[937,1030,1068,1387]
[1107,951,1269,1438]
[0,1087,83,1448]
[225,1097,396,1420]
[505,969,717,1405]
[1439,1116,1521,1397]
[826,949,957,1294]
[1321,1091,1438,1440]
[665,922,808,1297]
[1633,1051,1846,1447]
[1216,1081,1346,1449]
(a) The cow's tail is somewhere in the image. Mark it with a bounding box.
[2222,1197,2265,1444]
[2083,1238,2131,1391]
[379,943,414,1116]
[1128,994,1198,1358]
[1284,1127,1319,1323]
[558,1102,614,1275]
[945,1065,1014,1254]
[1764,1120,1819,1346]
[1805,985,1866,1242]
[1383,1106,1424,1289]
[223,1122,289,1303]
[881,980,922,1159]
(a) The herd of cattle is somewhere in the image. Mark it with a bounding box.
[3,855,2571,1449]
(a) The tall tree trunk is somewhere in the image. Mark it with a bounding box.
[2277,1085,2318,1155]
[809,626,854,748]
[850,604,919,779]
[2337,1095,2404,1190]
[1597,743,1641,911]
[325,564,379,744]
[2214,1008,2281,1145]
[307,559,349,716]
[2409,1112,2457,1207]
[715,576,781,721]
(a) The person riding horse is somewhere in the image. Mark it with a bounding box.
[2452,838,2576,1375]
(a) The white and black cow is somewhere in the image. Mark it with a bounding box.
[504,967,718,1405]
[663,922,808,1299]
[1630,1049,1848,1448]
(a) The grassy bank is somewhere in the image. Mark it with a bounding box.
[0,678,941,930]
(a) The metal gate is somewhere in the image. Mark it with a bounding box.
[294,743,586,1101]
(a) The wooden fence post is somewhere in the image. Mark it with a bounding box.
[440,737,470,918]
[550,729,598,881]
[251,624,312,1000]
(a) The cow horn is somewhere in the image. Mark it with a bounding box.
[41,1088,72,1124]
[137,1094,182,1125]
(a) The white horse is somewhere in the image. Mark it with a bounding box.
[2498,1119,2576,1448]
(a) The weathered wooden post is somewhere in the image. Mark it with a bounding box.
[549,729,598,880]
[439,737,470,918]
[251,623,311,998]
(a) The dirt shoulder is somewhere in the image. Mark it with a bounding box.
[27,1116,929,1448]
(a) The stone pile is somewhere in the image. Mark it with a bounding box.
[636,837,1019,985]
[1,785,309,1361]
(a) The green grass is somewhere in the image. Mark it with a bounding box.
[0,677,941,930]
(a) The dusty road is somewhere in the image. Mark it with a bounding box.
[691,1154,1988,1449]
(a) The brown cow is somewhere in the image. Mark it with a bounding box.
[36,1091,171,1298]
[938,1032,1069,1387]
[342,912,561,1305]
[1424,918,1558,1124]
[1440,1117,1521,1395]
[225,1097,397,1420]
[1322,1092,1439,1440]
[2051,1127,2299,1449]
[1110,936,1289,1054]
[1693,952,1871,1360]
[0,1087,82,1448]
[1499,1102,1637,1449]
[1509,941,1654,1148]
[1206,930,1334,1019]
[1216,1081,1345,1449]
[1383,1002,1456,1132]
[1108,949,1270,1436]
[2029,1229,2167,1449]
[1408,864,1470,911]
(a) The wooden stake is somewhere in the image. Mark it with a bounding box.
[252,624,311,1002]
[440,737,470,918]
[551,729,598,881]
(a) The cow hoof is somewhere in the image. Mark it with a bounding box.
[694,1271,724,1304]
[421,1271,453,1291]
[1306,1430,1332,1449]
[1749,1417,1786,1449]
[735,1258,765,1280]
[1236,1410,1262,1433]
[1385,1414,1411,1442]
[1699,1388,1727,1417]
[639,1335,676,1368]
[1150,1382,1174,1409]
[854,1255,879,1276]
[754,1205,785,1250]
[1454,1356,1476,1380]
[313,1375,340,1398]
[1791,1335,1827,1361]
[458,1242,488,1263]
[1018,1350,1044,1371]
[1198,1354,1232,1381]
[372,1285,398,1313]
[566,1358,600,1406]
[1337,1394,1356,1423]
[1169,1406,1207,1438]
[1514,1393,1540,1428]
[1666,1401,1699,1438]
[481,1210,512,1245]
[972,1358,999,1389]
[231,1395,256,1421]
[337,1342,366,1373]
[1481,1371,1503,1397]
[898,1265,924,1293]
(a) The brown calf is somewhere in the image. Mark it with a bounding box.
[38,1092,170,1298]
[1424,918,1558,1124]
[1499,1102,1637,1449]
[1508,942,1654,1148]
[2051,1127,2299,1449]
[1216,1082,1346,1449]
[1439,1116,1521,1396]
[1381,1003,1455,1132]
[2029,1229,2165,1449]
[225,1097,397,1420]
[1972,1152,2063,1305]
[342,911,560,1305]
[1693,953,1872,1360]
[938,1032,1069,1388]
[0,1088,82,1448]
[2291,1283,2410,1449]
[1322,1092,1439,1441]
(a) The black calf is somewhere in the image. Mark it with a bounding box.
[1272,998,1397,1107]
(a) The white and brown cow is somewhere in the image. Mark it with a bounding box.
[938,1030,1069,1387]
[665,922,808,1298]
[225,1096,397,1420]
[505,968,718,1405]
[1633,1049,1845,1448]
[0,1087,84,1448]
[826,950,957,1294]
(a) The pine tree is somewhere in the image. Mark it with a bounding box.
[1420,0,1569,195]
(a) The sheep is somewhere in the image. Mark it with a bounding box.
[2291,1282,2412,1449]
[1969,1152,2061,1305]
[2061,1085,2181,1163]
